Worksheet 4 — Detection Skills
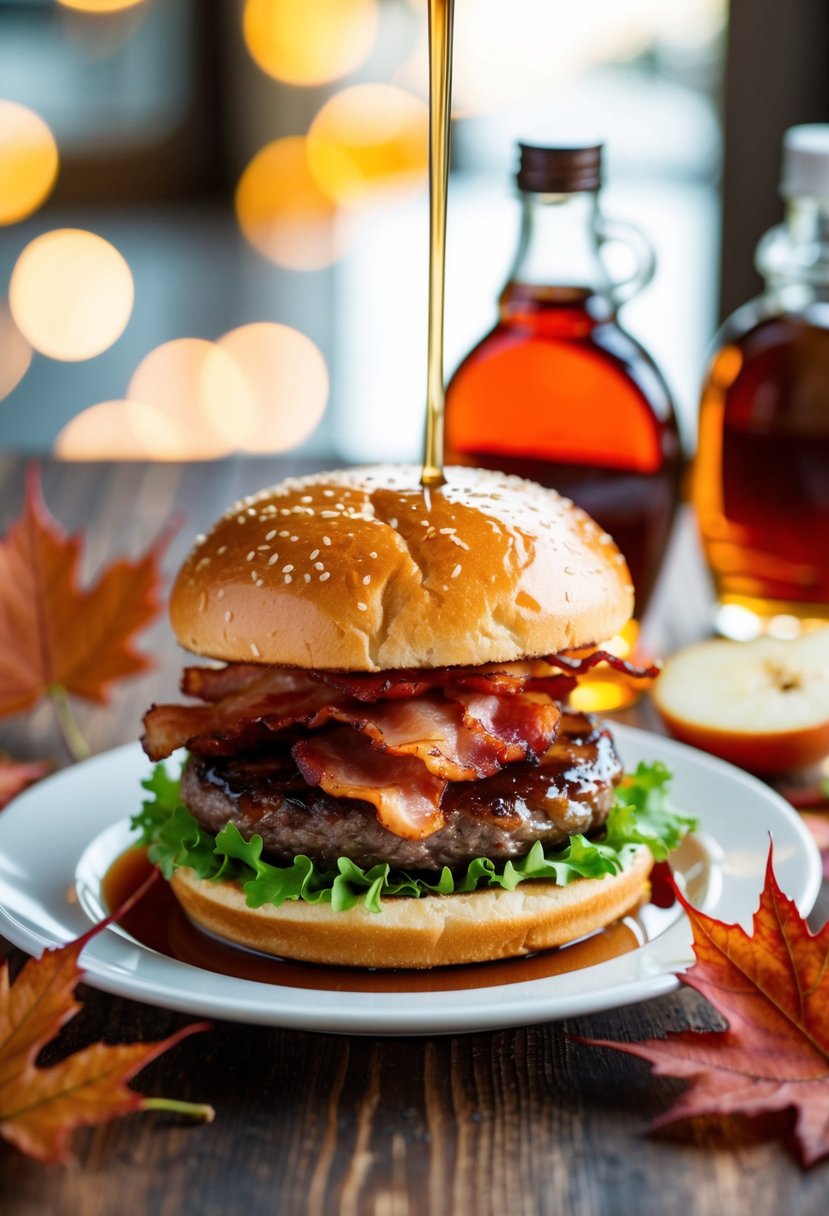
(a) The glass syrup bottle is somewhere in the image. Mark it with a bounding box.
[445,141,683,633]
[694,124,829,639]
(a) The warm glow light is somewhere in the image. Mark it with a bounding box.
[307,84,428,208]
[0,101,59,226]
[9,230,134,362]
[235,136,351,270]
[217,323,329,452]
[0,303,32,401]
[127,339,257,460]
[243,0,378,86]
[56,0,146,12]
[54,400,160,460]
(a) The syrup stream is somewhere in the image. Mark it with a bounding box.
[421,0,455,490]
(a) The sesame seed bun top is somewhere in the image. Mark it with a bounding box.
[169,465,634,671]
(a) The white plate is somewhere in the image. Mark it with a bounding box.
[0,726,821,1035]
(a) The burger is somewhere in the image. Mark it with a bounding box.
[136,465,693,968]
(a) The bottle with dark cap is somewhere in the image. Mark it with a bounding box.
[445,139,682,672]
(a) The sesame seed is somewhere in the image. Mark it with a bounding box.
[362,575,371,585]
[304,573,311,583]
[310,549,319,560]
[323,489,335,497]
[321,510,338,519]
[314,561,325,571]
[389,517,398,529]
[224,609,233,622]
[564,566,575,575]
[439,527,456,535]
[217,545,227,555]
[284,574,293,584]
[322,536,331,546]
[420,519,430,527]
[282,564,294,573]
[195,557,211,572]
[251,571,258,582]
[217,588,224,599]
[300,495,312,503]
[246,551,255,561]
[268,553,279,566]
[195,533,206,544]
[319,572,330,582]
[357,602,367,612]
[265,530,277,541]
[250,642,260,658]
[256,579,264,587]
[369,551,377,559]
[237,515,246,525]
[451,564,462,578]
[450,535,469,551]
[279,530,289,537]
[257,544,270,551]
[198,591,207,611]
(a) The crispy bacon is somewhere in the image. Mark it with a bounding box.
[141,649,649,839]
[544,650,660,681]
[293,728,445,838]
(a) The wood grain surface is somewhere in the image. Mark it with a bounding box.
[0,457,826,1216]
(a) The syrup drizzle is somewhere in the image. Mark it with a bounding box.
[421,0,455,491]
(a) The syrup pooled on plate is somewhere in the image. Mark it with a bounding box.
[102,846,682,994]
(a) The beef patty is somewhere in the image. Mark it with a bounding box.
[181,712,623,872]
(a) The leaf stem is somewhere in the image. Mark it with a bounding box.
[48,685,92,763]
[141,1097,215,1122]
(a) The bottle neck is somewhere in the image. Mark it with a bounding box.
[505,190,613,312]
[757,195,829,300]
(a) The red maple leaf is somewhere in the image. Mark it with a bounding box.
[578,846,829,1166]
[0,755,49,810]
[0,870,213,1164]
[0,467,174,719]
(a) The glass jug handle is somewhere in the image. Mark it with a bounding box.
[597,218,656,307]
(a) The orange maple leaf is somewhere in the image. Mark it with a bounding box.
[0,872,213,1164]
[0,467,174,719]
[0,756,49,810]
[579,846,829,1166]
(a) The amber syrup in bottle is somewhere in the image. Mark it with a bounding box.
[445,142,682,708]
[694,125,829,638]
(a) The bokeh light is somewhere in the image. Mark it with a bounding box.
[9,230,134,361]
[0,101,59,226]
[56,1,146,11]
[235,136,351,269]
[307,84,428,208]
[0,303,32,402]
[243,0,379,86]
[127,338,257,460]
[54,400,160,460]
[217,323,329,452]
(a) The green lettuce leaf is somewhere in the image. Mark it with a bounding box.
[131,759,697,914]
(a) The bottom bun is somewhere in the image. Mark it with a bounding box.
[170,847,654,969]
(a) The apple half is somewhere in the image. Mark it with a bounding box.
[652,629,829,773]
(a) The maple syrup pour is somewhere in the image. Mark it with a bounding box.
[102,846,682,994]
[421,0,455,491]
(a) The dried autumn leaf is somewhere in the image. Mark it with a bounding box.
[0,467,174,718]
[0,871,213,1164]
[0,755,49,810]
[579,846,829,1166]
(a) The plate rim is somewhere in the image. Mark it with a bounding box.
[0,726,821,1034]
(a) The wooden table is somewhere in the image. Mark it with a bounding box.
[0,457,826,1216]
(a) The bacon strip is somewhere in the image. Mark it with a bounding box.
[544,650,660,681]
[293,728,445,838]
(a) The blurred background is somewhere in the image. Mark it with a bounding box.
[0,0,825,463]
